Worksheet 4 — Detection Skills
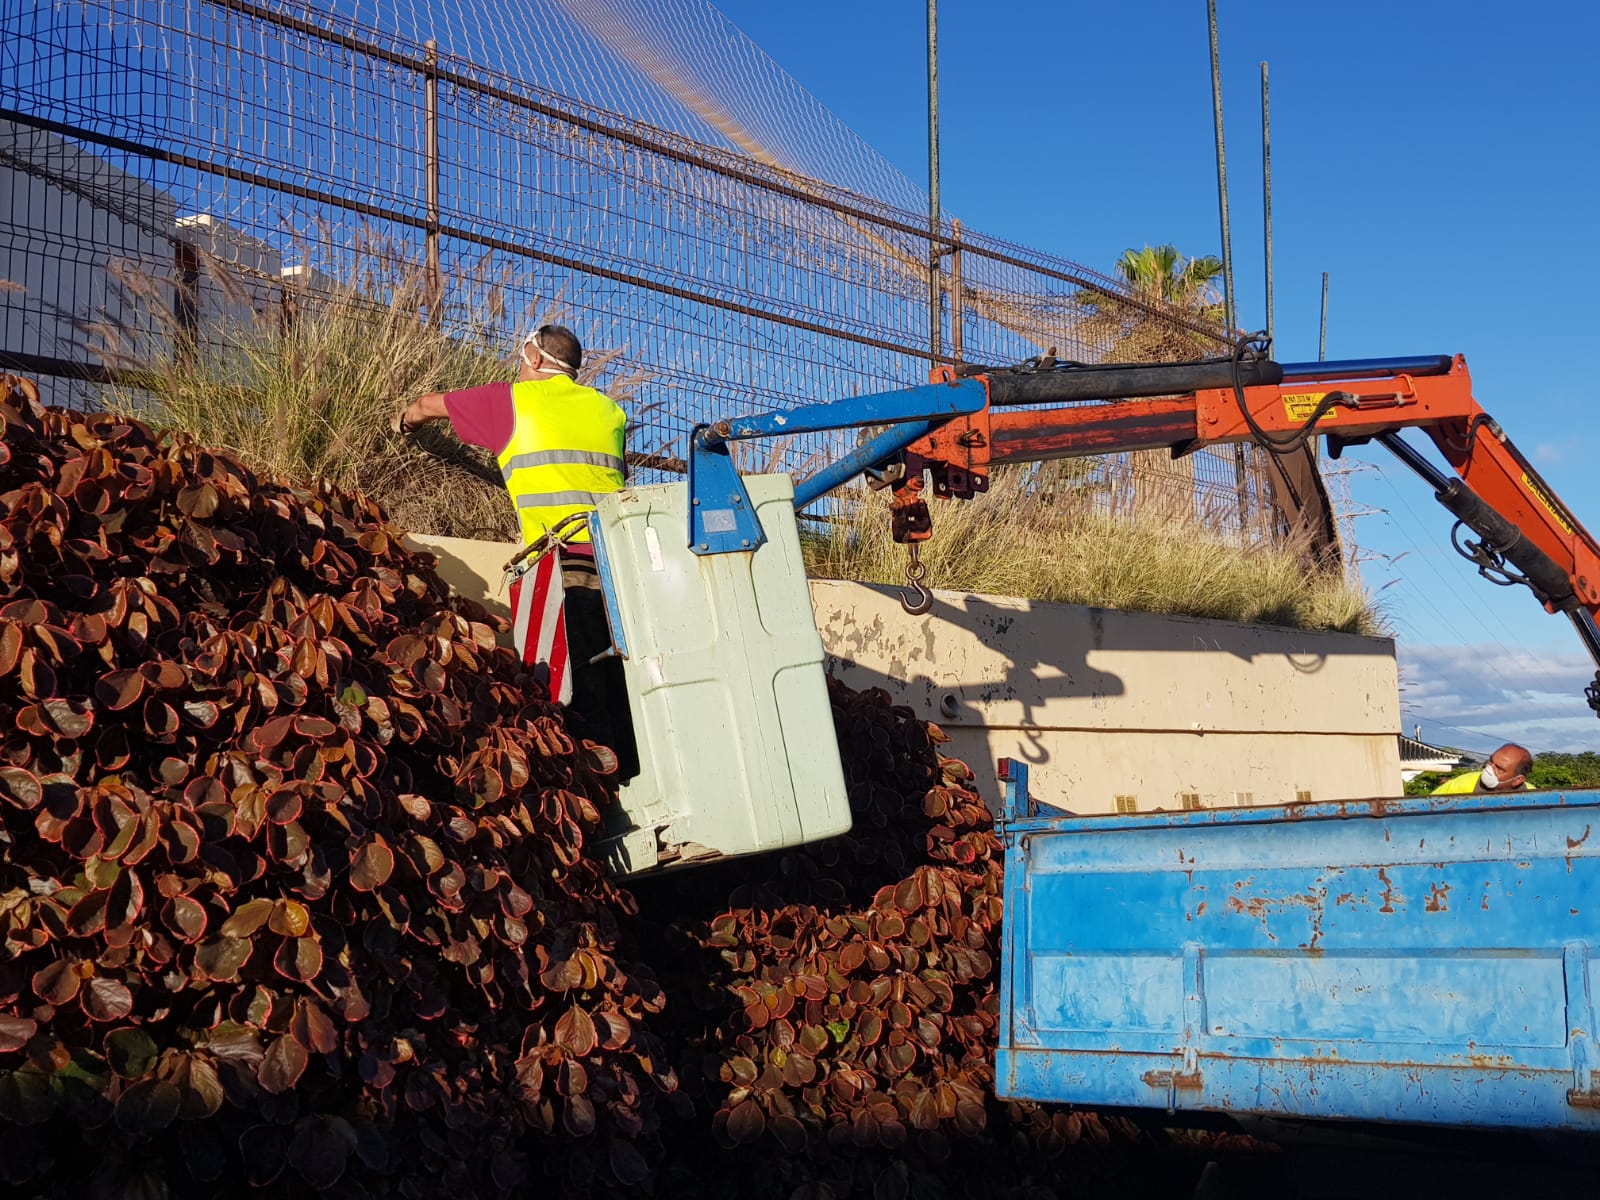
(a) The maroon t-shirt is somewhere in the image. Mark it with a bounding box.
[442,382,516,456]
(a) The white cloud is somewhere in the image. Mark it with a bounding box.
[1397,642,1600,752]
[1533,443,1564,465]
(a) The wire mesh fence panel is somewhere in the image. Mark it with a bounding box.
[2,0,1282,541]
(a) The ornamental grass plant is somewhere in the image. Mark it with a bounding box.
[92,230,643,544]
[800,468,1381,636]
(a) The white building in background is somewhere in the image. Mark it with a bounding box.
[2,121,308,406]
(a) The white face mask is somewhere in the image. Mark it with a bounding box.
[1478,763,1501,790]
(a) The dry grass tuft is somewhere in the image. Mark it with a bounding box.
[92,230,644,541]
[801,469,1383,635]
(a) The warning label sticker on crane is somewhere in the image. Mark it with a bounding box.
[1282,391,1329,422]
[1522,472,1575,535]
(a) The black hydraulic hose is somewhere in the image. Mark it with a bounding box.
[1230,333,1348,453]
[1432,478,1579,612]
[1379,430,1579,614]
[982,357,1284,407]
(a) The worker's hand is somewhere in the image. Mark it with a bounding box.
[390,405,415,436]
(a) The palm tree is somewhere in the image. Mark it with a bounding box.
[1074,244,1229,363]
[1111,244,1225,320]
[1068,246,1233,523]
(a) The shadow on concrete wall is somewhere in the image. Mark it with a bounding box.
[818,583,1395,777]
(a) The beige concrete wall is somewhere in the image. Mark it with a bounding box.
[406,534,519,627]
[810,580,1402,814]
[404,533,1404,815]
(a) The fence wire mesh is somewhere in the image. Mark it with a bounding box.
[2,0,1282,539]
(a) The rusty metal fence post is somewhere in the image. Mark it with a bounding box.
[173,239,199,363]
[424,38,443,321]
[926,0,941,365]
[949,218,963,366]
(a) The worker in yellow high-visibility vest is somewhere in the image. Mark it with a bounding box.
[1430,742,1534,794]
[394,324,635,774]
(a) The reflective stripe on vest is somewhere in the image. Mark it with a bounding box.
[500,448,627,480]
[496,375,626,546]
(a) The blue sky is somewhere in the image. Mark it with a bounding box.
[714,0,1600,753]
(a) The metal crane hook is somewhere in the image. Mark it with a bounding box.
[899,543,933,615]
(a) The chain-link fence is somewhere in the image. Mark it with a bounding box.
[2,0,1281,536]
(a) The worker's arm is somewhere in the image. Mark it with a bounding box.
[392,391,450,434]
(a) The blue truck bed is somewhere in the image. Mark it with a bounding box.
[995,763,1600,1130]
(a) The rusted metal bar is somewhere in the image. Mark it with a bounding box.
[950,219,964,365]
[1261,60,1274,345]
[1320,271,1330,360]
[424,38,442,320]
[174,239,199,363]
[0,349,124,384]
[1206,0,1237,333]
[926,0,942,365]
[0,108,934,364]
[987,400,1200,464]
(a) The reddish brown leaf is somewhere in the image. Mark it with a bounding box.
[267,899,310,938]
[0,1017,37,1053]
[82,976,134,1021]
[173,1053,224,1120]
[64,889,109,937]
[160,895,207,943]
[0,622,21,676]
[554,1005,598,1056]
[31,960,81,1005]
[258,1033,309,1094]
[349,841,394,891]
[115,1077,180,1134]
[273,936,323,982]
[194,937,252,982]
[93,669,144,711]
[176,483,220,518]
[220,898,274,939]
[0,767,41,810]
[293,715,337,739]
[40,698,93,738]
[290,999,338,1055]
[726,1098,766,1145]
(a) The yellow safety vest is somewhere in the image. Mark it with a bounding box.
[496,375,626,546]
[1429,771,1534,795]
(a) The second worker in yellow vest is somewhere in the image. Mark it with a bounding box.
[1429,742,1534,794]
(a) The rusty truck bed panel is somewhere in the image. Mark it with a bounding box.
[995,774,1600,1129]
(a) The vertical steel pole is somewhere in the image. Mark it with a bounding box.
[174,240,199,364]
[1206,0,1237,333]
[1261,60,1273,347]
[950,218,964,365]
[1319,271,1329,360]
[927,0,942,365]
[1207,1,1249,532]
[424,39,442,320]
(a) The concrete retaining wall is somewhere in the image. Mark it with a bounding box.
[809,580,1401,815]
[406,533,1403,815]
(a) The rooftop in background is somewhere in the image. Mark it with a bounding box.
[1398,732,1479,783]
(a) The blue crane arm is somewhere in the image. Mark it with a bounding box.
[686,379,988,554]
